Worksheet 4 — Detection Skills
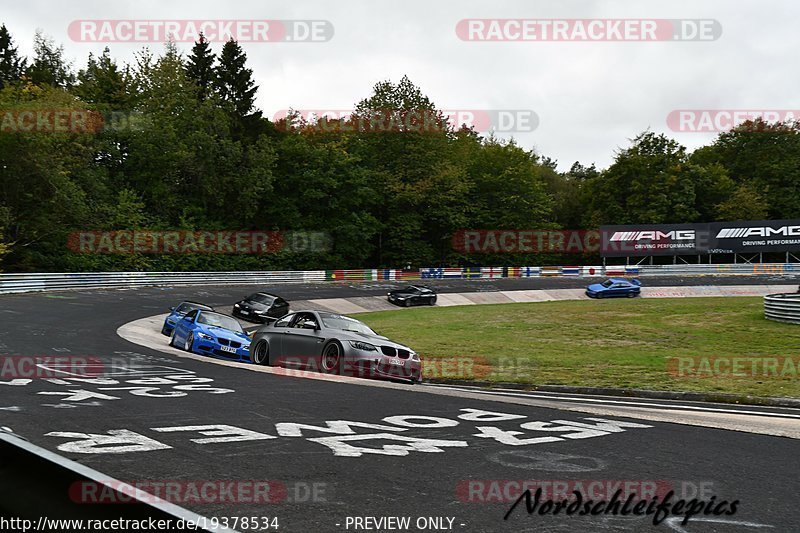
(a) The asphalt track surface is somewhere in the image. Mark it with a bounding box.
[1,275,799,532]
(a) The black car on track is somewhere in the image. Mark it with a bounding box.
[232,292,290,323]
[387,285,437,307]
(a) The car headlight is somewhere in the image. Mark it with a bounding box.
[349,340,377,351]
[197,332,214,341]
[166,319,176,325]
[411,352,420,361]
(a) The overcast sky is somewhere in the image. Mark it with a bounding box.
[3,0,798,170]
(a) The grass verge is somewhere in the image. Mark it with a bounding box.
[358,297,800,398]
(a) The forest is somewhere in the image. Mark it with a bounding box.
[1,24,799,271]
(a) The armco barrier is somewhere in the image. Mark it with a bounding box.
[0,270,325,294]
[1,263,798,295]
[764,293,800,324]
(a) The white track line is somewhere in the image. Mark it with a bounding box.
[432,386,800,419]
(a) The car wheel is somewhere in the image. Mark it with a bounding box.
[321,341,342,374]
[183,333,193,353]
[597,293,604,299]
[169,331,177,347]
[404,299,411,307]
[429,297,436,306]
[161,324,169,336]
[252,341,270,366]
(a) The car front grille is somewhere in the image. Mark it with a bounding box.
[217,339,242,348]
[380,346,410,359]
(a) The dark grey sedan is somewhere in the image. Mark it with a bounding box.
[232,292,290,323]
[249,310,422,383]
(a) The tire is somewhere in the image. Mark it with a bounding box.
[161,324,169,336]
[183,333,193,353]
[169,331,177,347]
[627,292,636,298]
[404,299,411,307]
[429,297,436,306]
[596,292,604,299]
[252,341,270,366]
[321,341,342,374]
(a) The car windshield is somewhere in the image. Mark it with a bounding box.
[197,312,244,333]
[320,314,377,335]
[601,280,614,288]
[250,294,274,304]
[175,302,210,314]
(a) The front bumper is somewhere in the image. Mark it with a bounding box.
[341,347,422,383]
[233,308,269,323]
[193,340,251,361]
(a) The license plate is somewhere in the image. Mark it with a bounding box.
[388,358,403,366]
[220,345,237,353]
[240,310,249,315]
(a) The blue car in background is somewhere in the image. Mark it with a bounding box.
[161,301,215,336]
[586,278,642,299]
[169,309,251,362]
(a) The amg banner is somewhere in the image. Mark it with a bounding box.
[601,224,706,257]
[601,220,800,256]
[709,219,800,254]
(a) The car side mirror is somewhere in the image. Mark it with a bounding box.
[169,306,175,312]
[182,315,192,322]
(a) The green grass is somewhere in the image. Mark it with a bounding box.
[358,297,800,398]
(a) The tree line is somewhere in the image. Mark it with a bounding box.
[1,24,799,272]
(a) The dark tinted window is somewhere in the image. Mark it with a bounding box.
[196,312,243,332]
[601,280,614,288]
[176,302,211,314]
[275,314,294,327]
[319,314,376,335]
[250,293,275,304]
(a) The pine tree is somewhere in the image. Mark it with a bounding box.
[186,33,216,101]
[26,31,75,88]
[0,24,26,89]
[215,39,258,119]
[75,48,130,107]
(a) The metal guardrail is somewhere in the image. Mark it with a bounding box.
[0,270,326,294]
[1,263,798,295]
[764,293,800,324]
[637,263,798,276]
